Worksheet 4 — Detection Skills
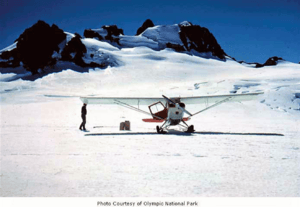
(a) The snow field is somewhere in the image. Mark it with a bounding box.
[1,91,299,196]
[1,39,300,196]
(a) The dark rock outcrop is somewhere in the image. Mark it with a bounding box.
[0,20,114,75]
[15,20,66,74]
[61,34,106,68]
[0,20,66,74]
[255,63,264,68]
[83,25,124,45]
[235,56,284,68]
[102,25,124,36]
[136,19,155,35]
[0,48,21,68]
[166,43,186,52]
[83,29,104,40]
[178,22,226,60]
[61,33,87,67]
[264,56,283,66]
[102,25,124,45]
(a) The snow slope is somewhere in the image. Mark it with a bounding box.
[88,24,183,51]
[1,39,300,197]
[141,24,182,46]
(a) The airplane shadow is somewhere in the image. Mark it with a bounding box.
[193,131,284,136]
[85,131,284,137]
[85,132,193,137]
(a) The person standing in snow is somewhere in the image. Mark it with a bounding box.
[79,103,87,130]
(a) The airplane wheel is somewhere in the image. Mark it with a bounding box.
[186,125,195,133]
[156,126,161,133]
[156,126,166,134]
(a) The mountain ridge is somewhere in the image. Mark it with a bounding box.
[0,19,296,78]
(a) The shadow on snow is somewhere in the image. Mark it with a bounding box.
[85,131,284,137]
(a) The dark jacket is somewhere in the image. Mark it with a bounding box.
[81,105,87,116]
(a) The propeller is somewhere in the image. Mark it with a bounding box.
[162,95,193,116]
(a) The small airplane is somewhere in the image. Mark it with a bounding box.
[80,92,263,134]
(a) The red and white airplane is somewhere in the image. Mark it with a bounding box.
[80,93,263,133]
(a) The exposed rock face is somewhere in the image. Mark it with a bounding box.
[165,43,186,52]
[264,56,283,66]
[61,34,106,68]
[178,22,226,59]
[61,33,87,67]
[15,20,66,74]
[0,21,109,74]
[136,19,155,35]
[250,56,284,68]
[255,63,264,68]
[234,56,284,68]
[84,29,104,40]
[102,25,124,36]
[139,21,227,59]
[0,48,20,68]
[0,20,66,74]
[85,25,124,45]
[102,25,124,45]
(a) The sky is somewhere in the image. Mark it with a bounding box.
[0,0,299,63]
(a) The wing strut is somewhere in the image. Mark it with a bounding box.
[114,100,165,120]
[189,97,232,118]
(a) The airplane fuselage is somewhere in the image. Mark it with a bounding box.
[167,103,185,125]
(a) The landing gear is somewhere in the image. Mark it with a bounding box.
[182,119,195,133]
[156,120,168,134]
[156,119,195,134]
[185,125,195,133]
[156,125,166,134]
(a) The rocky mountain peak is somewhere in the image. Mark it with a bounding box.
[136,19,155,35]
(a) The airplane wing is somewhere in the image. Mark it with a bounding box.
[179,92,263,104]
[80,92,263,105]
[80,97,165,105]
